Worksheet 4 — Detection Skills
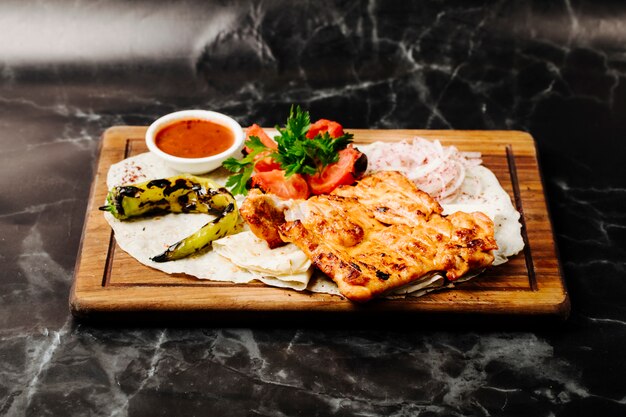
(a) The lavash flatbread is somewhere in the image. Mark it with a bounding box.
[441,165,525,265]
[104,153,313,291]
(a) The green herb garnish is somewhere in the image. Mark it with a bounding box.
[222,105,353,195]
[222,136,268,196]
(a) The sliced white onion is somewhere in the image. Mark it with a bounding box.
[362,137,482,202]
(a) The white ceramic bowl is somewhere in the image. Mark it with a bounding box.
[145,110,245,174]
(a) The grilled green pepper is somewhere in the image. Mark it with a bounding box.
[100,174,240,262]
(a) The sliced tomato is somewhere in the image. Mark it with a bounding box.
[244,124,277,154]
[244,124,281,171]
[307,147,367,195]
[250,170,310,200]
[253,152,281,172]
[306,119,344,139]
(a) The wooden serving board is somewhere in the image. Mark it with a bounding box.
[70,127,569,321]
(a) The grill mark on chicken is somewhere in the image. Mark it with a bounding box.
[239,189,286,249]
[240,171,497,302]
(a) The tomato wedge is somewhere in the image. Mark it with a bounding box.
[244,124,277,154]
[253,152,281,172]
[306,119,344,139]
[250,170,310,200]
[307,147,367,195]
[243,125,281,172]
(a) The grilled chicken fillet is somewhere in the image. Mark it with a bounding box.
[240,171,497,302]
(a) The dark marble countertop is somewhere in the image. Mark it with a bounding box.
[2,1,625,416]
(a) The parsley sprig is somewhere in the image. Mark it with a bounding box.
[222,106,353,195]
[222,136,268,196]
[272,108,352,176]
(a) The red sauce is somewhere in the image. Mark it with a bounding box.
[155,119,235,158]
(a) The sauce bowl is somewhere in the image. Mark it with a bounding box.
[145,110,245,174]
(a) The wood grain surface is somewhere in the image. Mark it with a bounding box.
[69,127,569,321]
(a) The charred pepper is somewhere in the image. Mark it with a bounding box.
[100,174,240,262]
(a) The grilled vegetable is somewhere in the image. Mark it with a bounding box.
[100,174,240,262]
[150,201,238,262]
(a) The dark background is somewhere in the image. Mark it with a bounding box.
[1,1,625,416]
